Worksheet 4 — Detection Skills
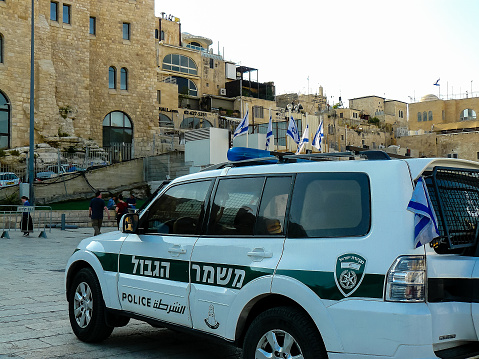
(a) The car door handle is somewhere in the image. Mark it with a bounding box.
[168,245,187,256]
[247,248,273,261]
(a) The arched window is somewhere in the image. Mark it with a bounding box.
[120,68,128,90]
[165,76,198,96]
[0,33,3,63]
[159,113,174,128]
[460,109,477,121]
[417,112,421,122]
[428,111,433,121]
[102,111,133,148]
[180,117,212,129]
[108,67,116,89]
[423,112,427,123]
[0,91,10,149]
[162,54,197,75]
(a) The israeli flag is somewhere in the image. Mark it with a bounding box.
[233,108,249,138]
[312,120,324,151]
[296,125,309,155]
[407,177,440,248]
[265,114,273,150]
[287,116,300,144]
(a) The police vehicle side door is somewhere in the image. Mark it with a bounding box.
[189,175,292,338]
[118,179,212,327]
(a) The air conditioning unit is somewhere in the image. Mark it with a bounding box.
[219,88,227,96]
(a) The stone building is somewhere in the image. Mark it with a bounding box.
[0,1,281,158]
[397,94,479,161]
[349,96,407,127]
[0,0,159,156]
[408,94,479,133]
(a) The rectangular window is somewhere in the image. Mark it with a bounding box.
[120,68,128,90]
[208,177,264,236]
[157,90,161,103]
[89,17,96,35]
[63,4,70,24]
[123,22,130,40]
[50,1,58,21]
[253,106,264,119]
[144,180,212,235]
[209,58,214,69]
[288,173,371,238]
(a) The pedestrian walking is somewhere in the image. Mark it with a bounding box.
[89,191,111,236]
[20,196,33,237]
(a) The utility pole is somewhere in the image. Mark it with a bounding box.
[28,0,35,204]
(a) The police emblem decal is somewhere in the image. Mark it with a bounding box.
[204,304,220,329]
[334,253,367,297]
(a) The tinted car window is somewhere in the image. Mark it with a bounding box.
[208,177,264,236]
[255,176,292,236]
[288,172,370,238]
[143,180,211,235]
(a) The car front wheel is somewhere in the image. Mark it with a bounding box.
[243,306,327,359]
[68,268,113,342]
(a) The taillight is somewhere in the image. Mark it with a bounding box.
[385,256,426,302]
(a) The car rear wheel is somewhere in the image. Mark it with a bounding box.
[243,306,327,359]
[68,268,113,342]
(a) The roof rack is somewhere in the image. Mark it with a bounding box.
[201,149,393,172]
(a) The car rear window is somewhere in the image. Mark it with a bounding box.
[288,172,371,238]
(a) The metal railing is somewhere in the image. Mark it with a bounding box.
[0,205,52,238]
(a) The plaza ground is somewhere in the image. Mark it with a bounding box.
[0,227,242,358]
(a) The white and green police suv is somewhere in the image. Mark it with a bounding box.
[65,151,479,359]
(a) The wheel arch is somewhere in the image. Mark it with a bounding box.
[233,275,344,353]
[66,259,93,301]
[65,251,120,310]
[234,293,305,346]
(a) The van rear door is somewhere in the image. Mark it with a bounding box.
[423,166,479,346]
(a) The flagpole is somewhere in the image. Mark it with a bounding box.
[246,103,249,148]
[268,108,271,151]
[288,108,291,152]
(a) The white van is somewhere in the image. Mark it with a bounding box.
[65,151,479,359]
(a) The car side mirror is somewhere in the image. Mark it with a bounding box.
[122,213,139,234]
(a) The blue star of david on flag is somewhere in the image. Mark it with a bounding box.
[287,116,300,144]
[265,114,273,150]
[233,108,249,139]
[312,120,324,151]
[407,177,440,248]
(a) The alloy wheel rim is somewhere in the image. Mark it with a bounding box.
[73,281,93,328]
[255,329,303,359]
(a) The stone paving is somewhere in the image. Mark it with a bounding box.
[0,227,242,358]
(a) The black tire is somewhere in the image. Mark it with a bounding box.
[243,306,327,359]
[68,268,114,342]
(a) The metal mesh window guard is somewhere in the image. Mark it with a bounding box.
[426,167,479,249]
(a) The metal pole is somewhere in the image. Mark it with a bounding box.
[28,0,35,205]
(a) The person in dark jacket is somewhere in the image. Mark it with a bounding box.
[89,191,111,236]
[20,196,33,237]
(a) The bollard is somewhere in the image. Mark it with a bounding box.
[61,214,66,231]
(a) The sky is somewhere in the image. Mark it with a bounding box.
[154,0,479,105]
